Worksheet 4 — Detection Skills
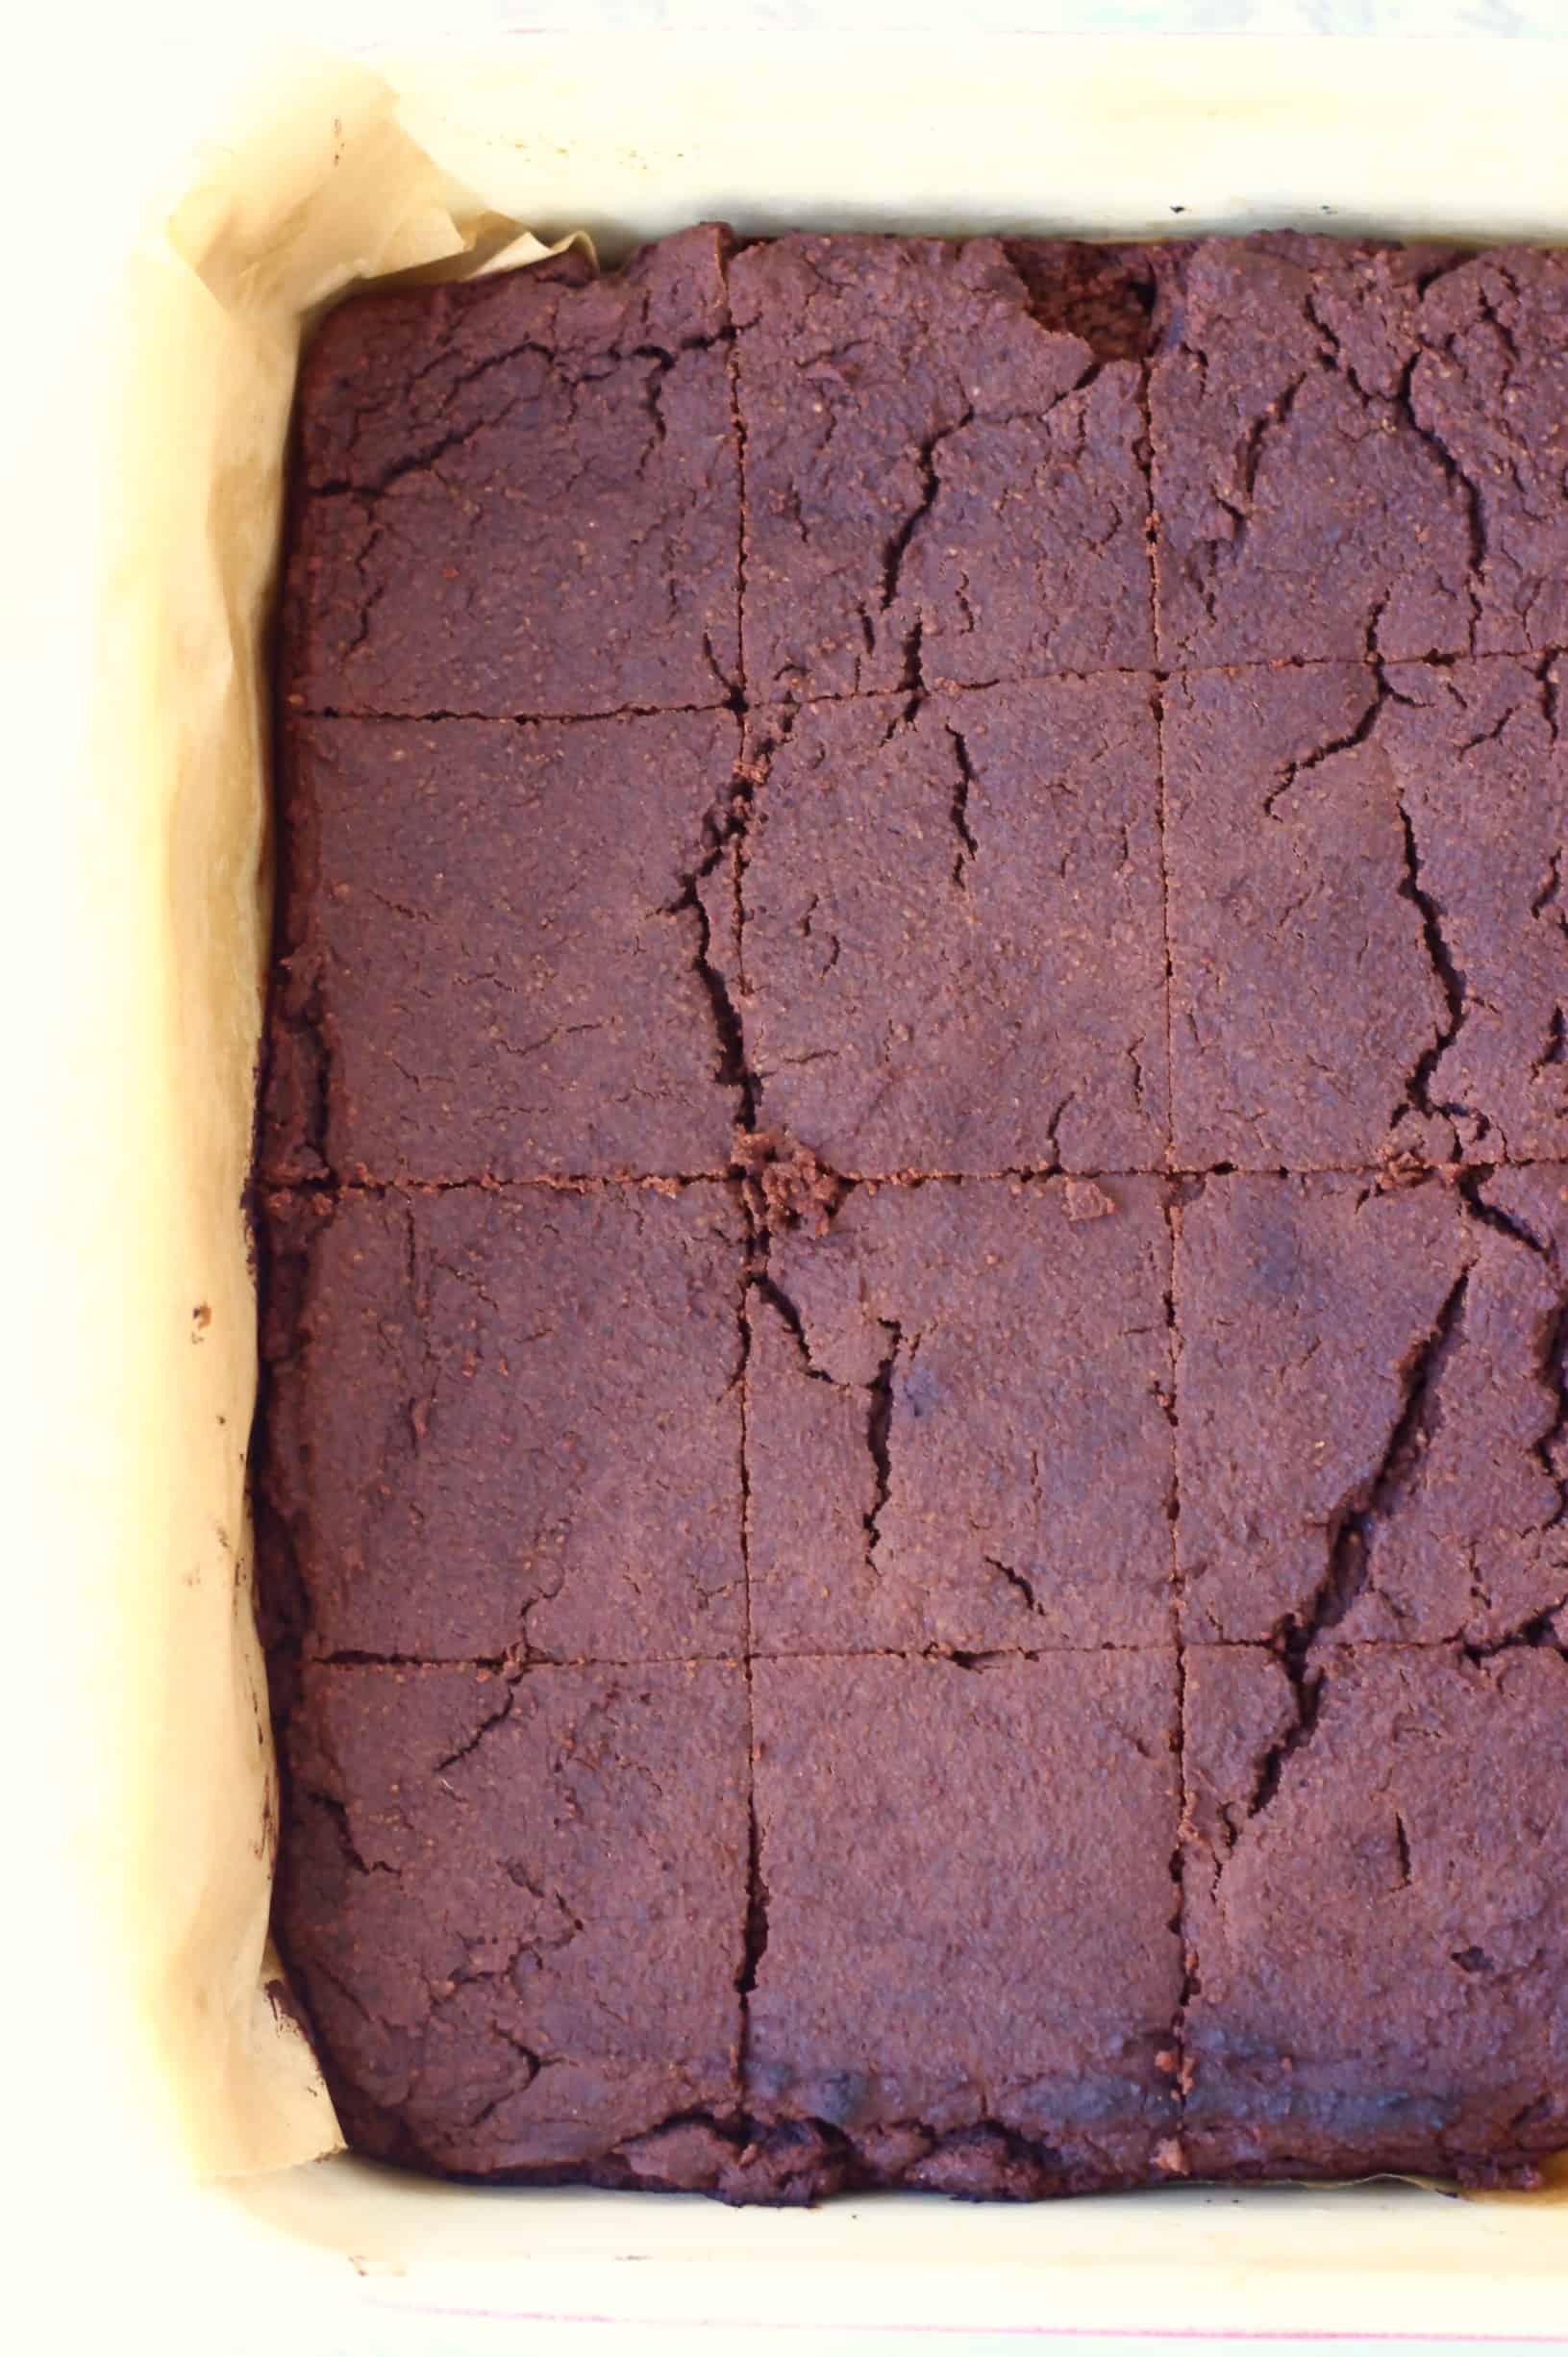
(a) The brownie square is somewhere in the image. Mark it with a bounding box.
[1174,1168,1568,1647]
[1165,659,1568,1172]
[261,710,743,1185]
[746,1177,1175,1654]
[732,235,1156,703]
[1375,659,1568,1165]
[742,678,1168,1176]
[1151,235,1478,669]
[277,1660,749,2175]
[281,228,739,718]
[745,1652,1183,2196]
[1182,1643,1568,2184]
[258,1184,746,1662]
[1408,247,1568,658]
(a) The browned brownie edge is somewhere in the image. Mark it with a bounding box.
[278,227,743,722]
[1181,1642,1568,2188]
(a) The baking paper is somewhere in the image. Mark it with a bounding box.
[95,36,1568,2209]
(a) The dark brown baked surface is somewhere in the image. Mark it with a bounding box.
[745,1652,1184,2197]
[742,679,1168,1175]
[260,710,745,1185]
[747,1177,1175,1655]
[277,1659,751,2176]
[1182,1644,1568,2183]
[1165,657,1568,1171]
[281,226,739,718]
[1174,1167,1568,1650]
[731,234,1159,703]
[260,225,1568,2205]
[260,1184,746,1666]
[1150,235,1568,669]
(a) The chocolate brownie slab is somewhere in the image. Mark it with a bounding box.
[743,1651,1183,2197]
[742,678,1167,1176]
[282,227,739,718]
[732,235,1157,702]
[258,1184,746,1664]
[261,710,744,1185]
[1174,1167,1568,1647]
[746,1176,1175,1654]
[1182,1643,1568,2185]
[261,225,1568,2206]
[277,1660,749,2176]
[1164,655,1568,1171]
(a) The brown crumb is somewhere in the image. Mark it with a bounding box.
[735,1129,845,1236]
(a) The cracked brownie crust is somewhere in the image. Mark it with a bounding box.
[282,226,740,718]
[1150,234,1568,669]
[1165,657,1568,1170]
[741,679,1168,1175]
[1174,1167,1568,1649]
[1182,1644,1568,2182]
[277,1659,751,2176]
[260,710,746,1185]
[746,1176,1177,1655]
[261,225,1568,2204]
[731,234,1159,703]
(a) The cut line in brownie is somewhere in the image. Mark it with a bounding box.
[1164,656,1568,1173]
[740,677,1168,1177]
[257,1183,747,1665]
[741,1650,1183,2199]
[260,709,745,1186]
[1173,1166,1568,1648]
[745,1176,1176,1655]
[1182,1642,1568,2187]
[1152,237,1568,671]
[732,235,1161,704]
[276,1659,750,2178]
[281,226,740,719]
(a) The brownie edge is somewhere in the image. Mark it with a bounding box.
[1183,1644,1568,2187]
[276,1661,751,2179]
[281,226,741,720]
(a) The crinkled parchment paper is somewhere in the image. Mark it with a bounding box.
[98,60,578,2179]
[95,38,1568,2194]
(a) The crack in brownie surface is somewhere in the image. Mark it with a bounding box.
[1173,1166,1568,1649]
[1182,1642,1568,2185]
[277,1659,750,2177]
[744,1176,1177,1655]
[261,223,1568,2202]
[261,711,747,1187]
